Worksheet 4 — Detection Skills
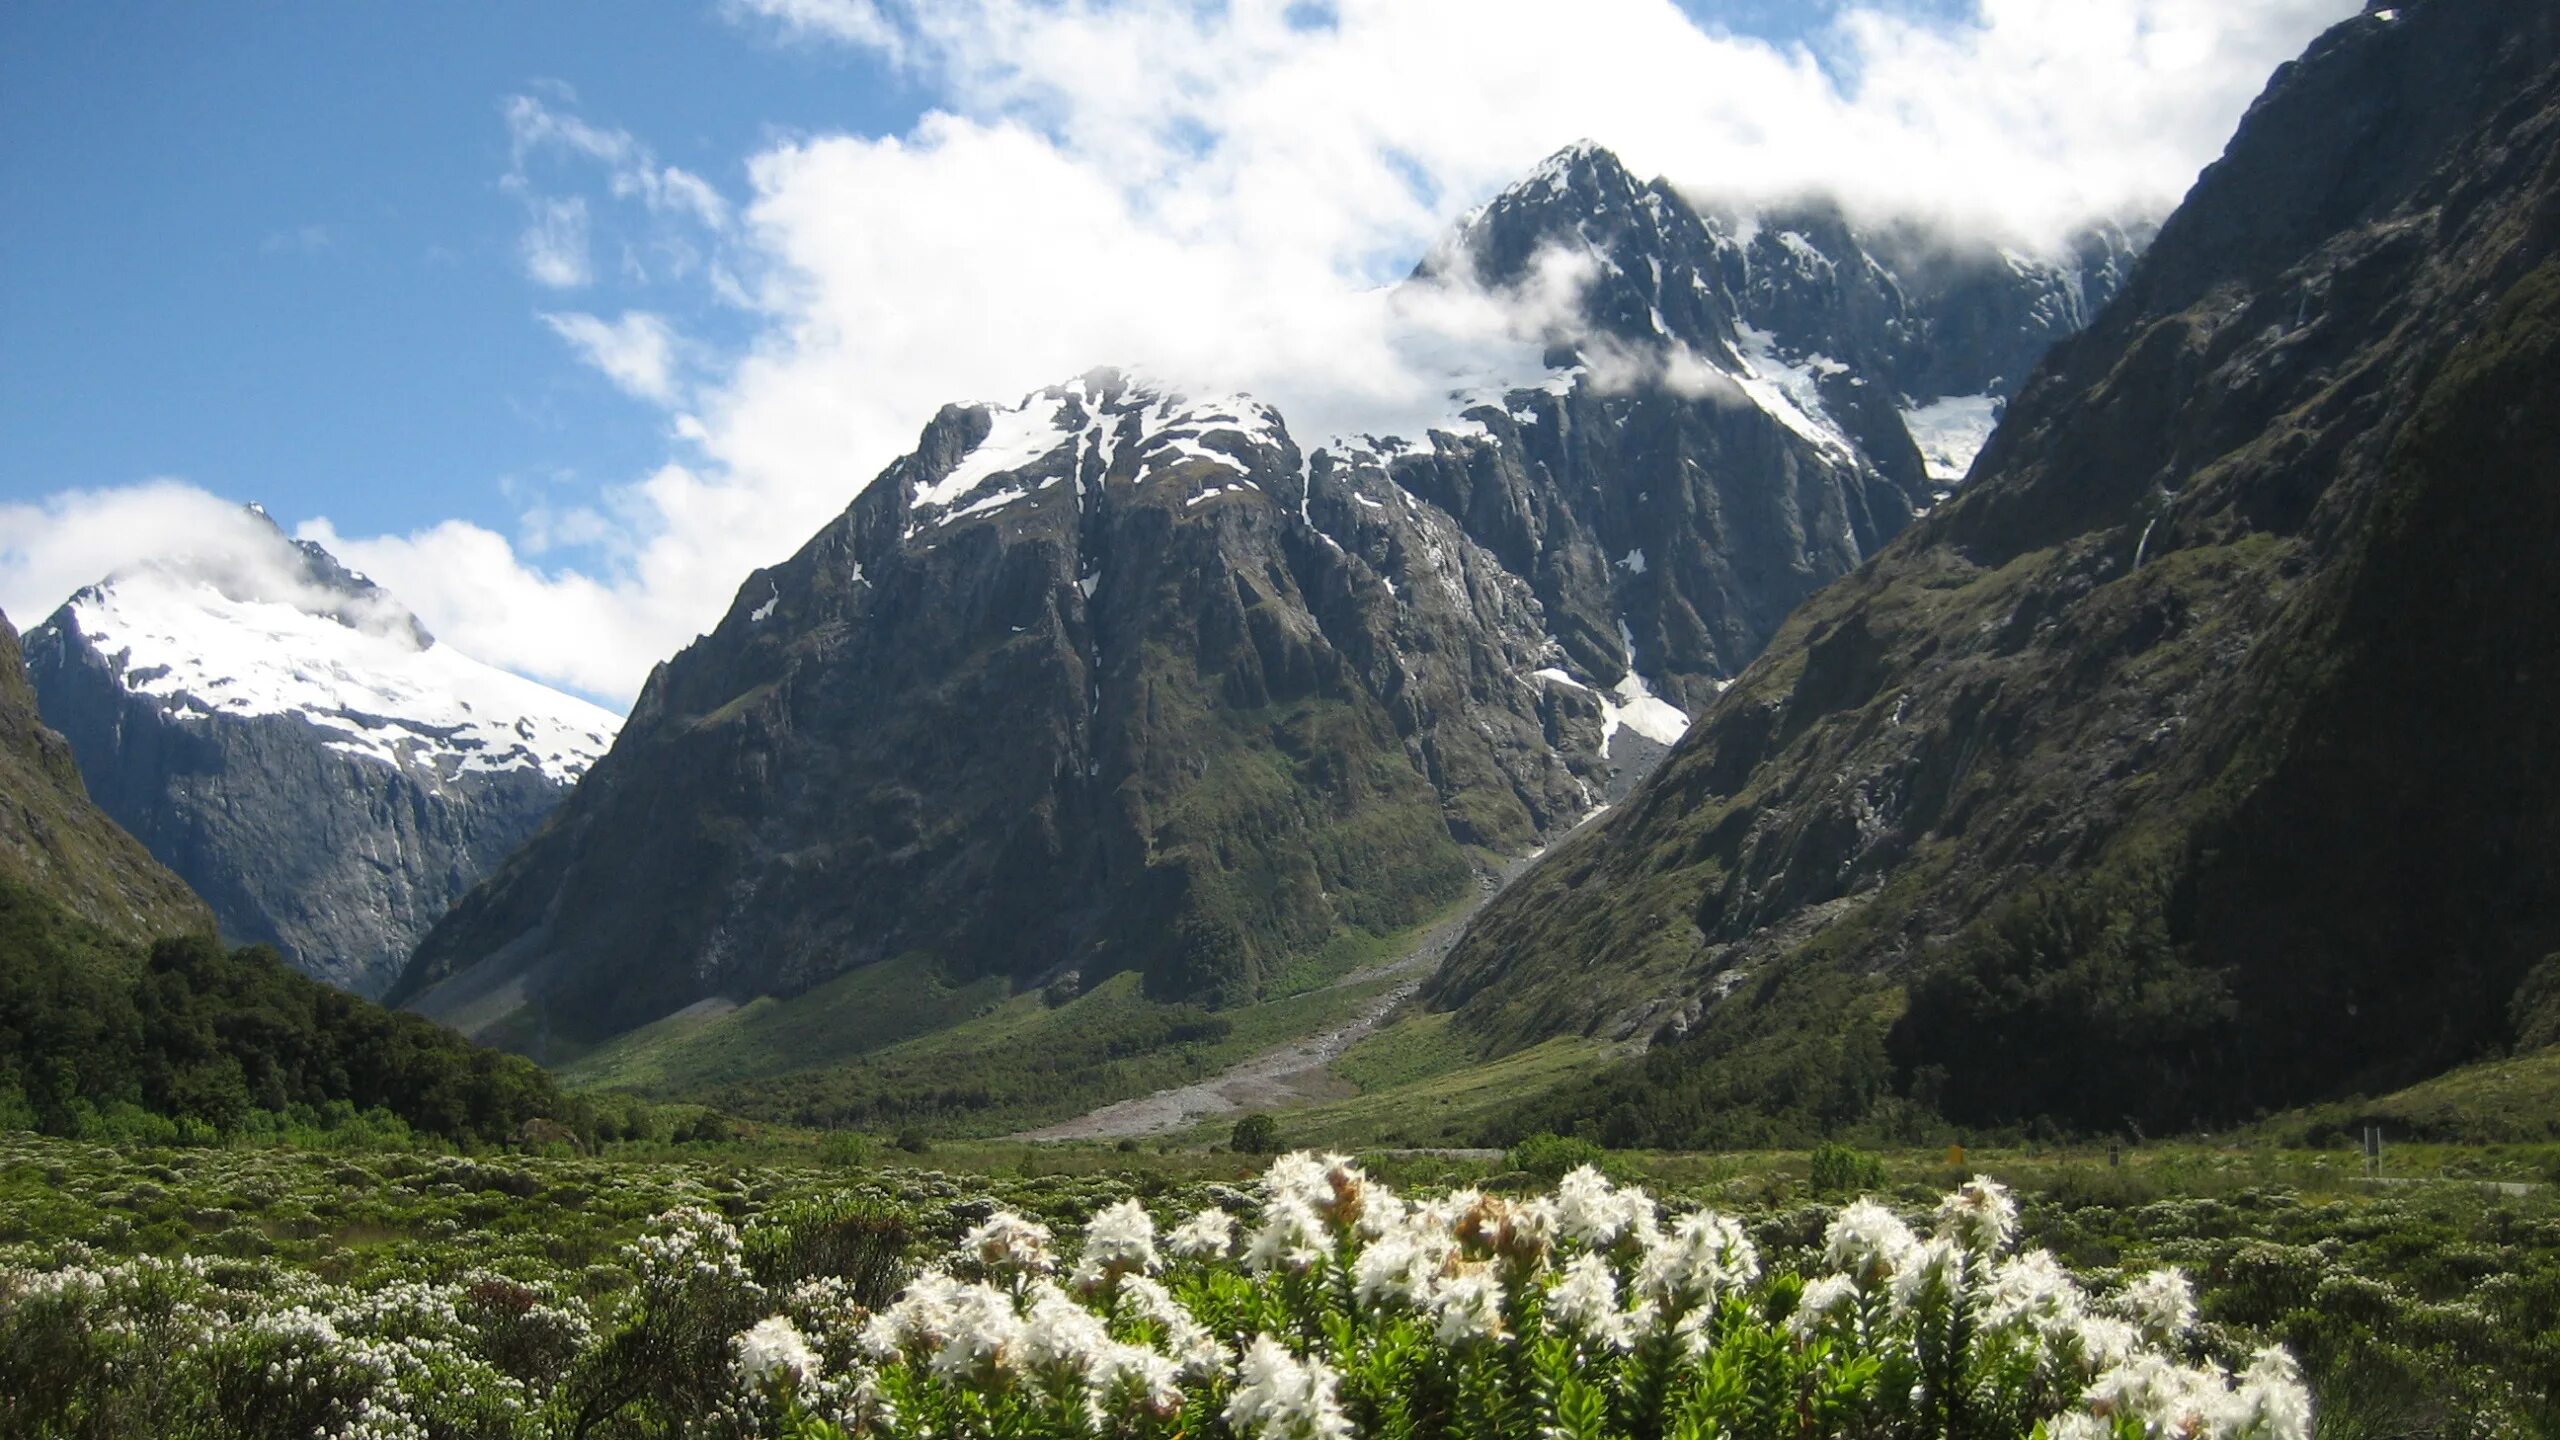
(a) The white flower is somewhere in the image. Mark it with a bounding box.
[1072,1199,1159,1291]
[1352,1228,1447,1308]
[1166,1207,1238,1261]
[1413,1187,1483,1237]
[1116,1275,1227,1377]
[929,1282,1026,1380]
[1245,1196,1333,1274]
[1935,1175,2019,1254]
[2043,1414,2114,1440]
[1094,1341,1186,1416]
[1260,1151,1336,1210]
[1019,1281,1114,1378]
[1889,1236,1967,1321]
[1354,1190,1412,1241]
[963,1210,1057,1279]
[2085,1354,2230,1433]
[2115,1266,2196,1342]
[2072,1315,2143,1373]
[1636,1210,1759,1305]
[1545,1253,1630,1350]
[1429,1266,1507,1346]
[2228,1346,2314,1440]
[860,1269,962,1360]
[1981,1250,2085,1335]
[2084,1344,2313,1440]
[1552,1166,1655,1250]
[1256,1150,1370,1229]
[1223,1333,1353,1440]
[733,1315,820,1388]
[631,1207,754,1294]
[1823,1199,1917,1286]
[1787,1274,1860,1337]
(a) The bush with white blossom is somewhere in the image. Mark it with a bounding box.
[0,1141,2344,1439]
[732,1154,2310,1440]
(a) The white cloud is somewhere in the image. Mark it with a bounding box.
[542,310,682,403]
[724,0,906,58]
[3,484,273,631]
[519,195,592,288]
[505,94,732,231]
[504,95,729,293]
[15,1,2361,710]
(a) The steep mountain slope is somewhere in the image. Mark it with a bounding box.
[0,607,211,947]
[395,147,2138,1119]
[1429,0,2560,1143]
[24,515,618,996]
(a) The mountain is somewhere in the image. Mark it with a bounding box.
[393,146,2139,1121]
[0,607,211,947]
[1427,0,2560,1144]
[23,513,619,997]
[0,606,589,1145]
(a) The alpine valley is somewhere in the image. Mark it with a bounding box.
[387,140,2142,1129]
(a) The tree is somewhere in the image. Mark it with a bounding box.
[1229,1112,1281,1154]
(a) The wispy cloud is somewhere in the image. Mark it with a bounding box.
[517,196,592,288]
[541,310,681,404]
[504,94,731,230]
[723,0,907,61]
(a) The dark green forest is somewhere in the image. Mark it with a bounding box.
[0,873,579,1147]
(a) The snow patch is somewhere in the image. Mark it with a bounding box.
[1728,321,1857,462]
[65,572,619,785]
[1901,393,2003,484]
[914,394,1075,511]
[1602,670,1689,756]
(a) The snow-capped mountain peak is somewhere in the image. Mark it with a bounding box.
[39,521,616,786]
[23,514,625,995]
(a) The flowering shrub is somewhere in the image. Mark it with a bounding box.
[44,1132,2536,1439]
[736,1155,2310,1440]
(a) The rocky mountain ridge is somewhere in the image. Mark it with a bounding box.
[25,514,618,996]
[393,144,2142,1095]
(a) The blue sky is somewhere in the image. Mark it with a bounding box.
[0,0,2353,705]
[1,3,917,539]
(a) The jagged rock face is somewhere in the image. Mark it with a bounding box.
[1437,142,2143,492]
[0,607,212,946]
[397,145,2137,1055]
[24,522,617,996]
[1432,0,2560,1139]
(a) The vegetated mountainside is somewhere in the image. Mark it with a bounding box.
[24,512,618,996]
[395,145,2137,1115]
[0,607,211,946]
[0,609,577,1144]
[1430,0,2560,1145]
